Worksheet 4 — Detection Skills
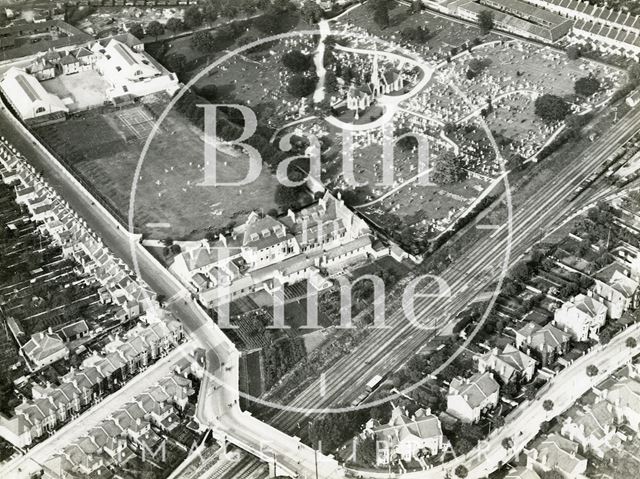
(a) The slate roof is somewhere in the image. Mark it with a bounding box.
[22,331,67,364]
[531,434,585,475]
[517,322,571,352]
[449,371,499,408]
[373,407,442,443]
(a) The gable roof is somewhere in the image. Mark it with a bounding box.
[505,467,541,479]
[449,372,499,408]
[517,322,570,352]
[608,377,640,414]
[22,330,67,363]
[373,406,442,444]
[531,434,585,475]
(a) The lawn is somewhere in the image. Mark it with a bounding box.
[35,97,280,239]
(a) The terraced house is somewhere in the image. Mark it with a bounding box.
[0,317,183,448]
[41,372,194,478]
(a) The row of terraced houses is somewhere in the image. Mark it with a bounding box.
[0,139,184,448]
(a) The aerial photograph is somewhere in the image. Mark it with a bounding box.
[2,0,640,478]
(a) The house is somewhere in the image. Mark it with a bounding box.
[442,0,572,42]
[523,0,640,58]
[74,47,97,70]
[599,376,640,431]
[0,413,33,448]
[505,467,541,479]
[0,67,67,123]
[446,372,500,423]
[57,319,90,342]
[173,192,375,309]
[525,434,588,478]
[59,52,80,75]
[371,406,445,465]
[560,400,618,457]
[476,344,537,383]
[592,263,639,319]
[91,38,180,102]
[21,329,69,369]
[26,57,55,81]
[515,322,571,367]
[238,212,299,270]
[553,294,607,341]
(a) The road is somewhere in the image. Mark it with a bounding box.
[339,321,640,478]
[0,107,341,478]
[0,342,196,478]
[1,80,638,479]
[267,105,640,433]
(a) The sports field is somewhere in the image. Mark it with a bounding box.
[35,96,279,239]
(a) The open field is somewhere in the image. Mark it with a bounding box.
[35,97,280,239]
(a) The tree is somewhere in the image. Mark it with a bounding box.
[282,50,313,72]
[191,30,215,52]
[400,26,430,44]
[166,17,183,32]
[566,45,581,60]
[198,84,218,101]
[478,10,494,35]
[165,53,187,73]
[599,328,614,345]
[220,2,239,18]
[455,465,468,478]
[287,74,318,97]
[542,399,554,412]
[370,0,390,29]
[146,20,164,39]
[275,184,304,208]
[409,0,422,14]
[586,364,599,377]
[183,5,203,29]
[539,420,551,434]
[468,57,491,73]
[627,337,638,348]
[534,94,571,123]
[629,63,640,86]
[574,75,600,97]
[431,152,467,185]
[128,23,144,39]
[501,437,513,450]
[202,0,220,22]
[355,436,377,465]
[301,0,324,24]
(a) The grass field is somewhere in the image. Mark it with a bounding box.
[36,97,279,239]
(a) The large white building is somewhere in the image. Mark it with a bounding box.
[0,67,68,123]
[91,39,180,101]
[170,192,375,308]
[553,294,607,342]
[0,35,180,122]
